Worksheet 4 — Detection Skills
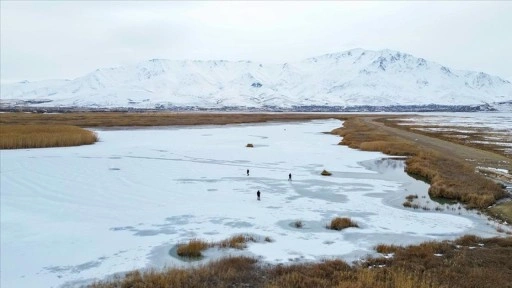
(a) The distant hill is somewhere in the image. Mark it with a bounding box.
[2,49,511,111]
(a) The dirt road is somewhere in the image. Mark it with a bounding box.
[362,116,512,182]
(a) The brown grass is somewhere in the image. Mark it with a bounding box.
[0,112,348,127]
[89,256,263,288]
[327,217,358,230]
[359,141,419,156]
[176,234,259,258]
[176,239,211,258]
[217,234,256,249]
[375,243,400,254]
[489,201,512,223]
[454,234,483,246]
[331,117,507,209]
[90,236,512,288]
[405,151,505,209]
[0,124,98,149]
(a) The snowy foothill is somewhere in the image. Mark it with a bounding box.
[0,118,503,288]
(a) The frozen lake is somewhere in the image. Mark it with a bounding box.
[0,119,502,288]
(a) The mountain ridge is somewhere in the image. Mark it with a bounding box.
[1,48,511,111]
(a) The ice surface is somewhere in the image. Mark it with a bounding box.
[0,119,502,287]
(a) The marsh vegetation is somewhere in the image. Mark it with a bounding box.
[90,236,512,288]
[0,124,98,149]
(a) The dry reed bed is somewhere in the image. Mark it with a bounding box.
[0,125,98,149]
[89,236,512,288]
[332,118,506,209]
[177,235,258,258]
[0,112,347,127]
[0,112,347,149]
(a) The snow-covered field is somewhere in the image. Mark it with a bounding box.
[0,119,503,288]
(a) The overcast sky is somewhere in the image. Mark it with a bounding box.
[1,1,511,84]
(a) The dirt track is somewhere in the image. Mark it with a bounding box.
[362,116,512,181]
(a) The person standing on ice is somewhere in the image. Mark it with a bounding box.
[247,169,250,176]
[289,173,292,181]
[257,190,261,201]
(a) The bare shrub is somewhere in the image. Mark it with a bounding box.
[403,201,412,208]
[405,194,418,202]
[246,143,254,148]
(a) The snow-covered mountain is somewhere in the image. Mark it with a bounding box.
[2,49,511,111]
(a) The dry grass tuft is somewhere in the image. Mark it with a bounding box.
[177,234,260,258]
[176,239,211,258]
[327,217,358,230]
[375,244,401,254]
[454,235,482,246]
[218,234,256,249]
[0,125,98,149]
[90,236,512,288]
[321,169,332,176]
[89,256,261,288]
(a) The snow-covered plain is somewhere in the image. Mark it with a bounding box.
[0,119,502,288]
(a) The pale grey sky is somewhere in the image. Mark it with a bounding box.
[1,1,511,84]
